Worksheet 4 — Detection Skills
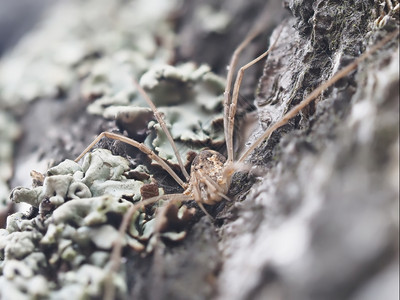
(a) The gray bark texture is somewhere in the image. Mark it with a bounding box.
[0,0,399,299]
[147,1,400,300]
[144,1,400,300]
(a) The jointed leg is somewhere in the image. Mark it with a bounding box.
[189,177,214,219]
[223,4,285,162]
[223,18,271,161]
[238,29,399,163]
[226,26,283,163]
[201,173,231,201]
[104,193,193,300]
[75,131,187,189]
[132,79,190,181]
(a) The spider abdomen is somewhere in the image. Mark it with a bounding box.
[184,150,230,205]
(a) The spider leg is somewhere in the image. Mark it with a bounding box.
[132,79,190,181]
[104,193,193,300]
[223,3,283,162]
[386,0,393,11]
[75,131,187,189]
[226,26,283,163]
[223,22,268,161]
[238,29,399,163]
[191,176,214,219]
[197,202,213,219]
[201,174,231,201]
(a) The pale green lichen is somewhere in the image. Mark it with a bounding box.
[0,0,180,107]
[87,62,226,166]
[1,150,146,297]
[49,196,130,227]
[10,150,144,212]
[0,0,180,225]
[144,64,226,164]
[197,5,232,33]
[1,149,193,298]
[0,111,21,209]
[0,0,226,298]
[142,63,225,164]
[0,260,49,299]
[55,264,127,299]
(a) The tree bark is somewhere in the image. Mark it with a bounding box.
[0,1,398,300]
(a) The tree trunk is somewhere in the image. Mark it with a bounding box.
[0,1,398,300]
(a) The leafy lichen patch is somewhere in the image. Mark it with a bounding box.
[0,0,181,230]
[0,0,179,107]
[1,149,195,298]
[0,112,21,210]
[141,63,226,165]
[87,62,226,166]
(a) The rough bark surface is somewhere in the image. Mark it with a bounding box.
[217,1,400,300]
[1,0,399,300]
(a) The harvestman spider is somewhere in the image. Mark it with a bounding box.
[74,22,398,299]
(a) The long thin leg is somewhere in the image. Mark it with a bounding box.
[104,193,193,300]
[190,176,215,219]
[223,2,282,162]
[226,26,283,163]
[238,29,399,163]
[75,131,187,189]
[223,30,262,157]
[199,173,231,201]
[132,79,190,181]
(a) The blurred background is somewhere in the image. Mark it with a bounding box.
[0,0,54,56]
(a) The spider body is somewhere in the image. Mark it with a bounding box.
[72,17,398,300]
[184,150,233,206]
